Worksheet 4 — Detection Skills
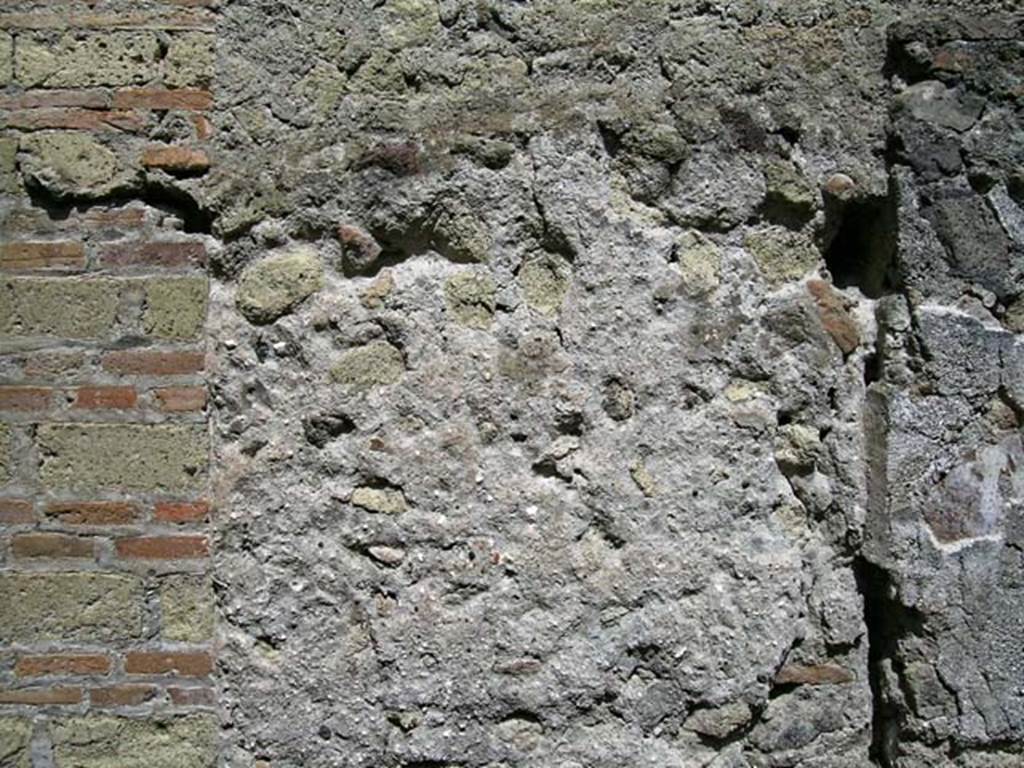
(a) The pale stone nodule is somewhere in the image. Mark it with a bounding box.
[518,253,570,315]
[675,230,722,297]
[351,487,408,514]
[445,270,497,329]
[235,246,324,324]
[330,341,405,390]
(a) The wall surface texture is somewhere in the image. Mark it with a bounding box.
[1,1,1022,766]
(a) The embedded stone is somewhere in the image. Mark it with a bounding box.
[675,231,721,297]
[330,341,405,389]
[236,246,324,324]
[519,254,570,315]
[445,270,497,329]
[351,487,407,514]
[19,132,131,198]
[745,227,820,285]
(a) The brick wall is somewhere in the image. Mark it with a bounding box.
[1,1,218,764]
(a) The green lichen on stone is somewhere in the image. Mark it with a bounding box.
[15,32,160,87]
[0,718,31,768]
[145,277,208,340]
[351,486,408,514]
[161,575,215,643]
[675,231,721,297]
[18,131,128,198]
[165,32,215,88]
[519,254,570,315]
[744,226,820,286]
[236,246,324,324]
[0,34,12,87]
[0,573,142,644]
[1,277,120,339]
[37,423,208,492]
[444,270,496,329]
[330,341,405,390]
[51,715,217,768]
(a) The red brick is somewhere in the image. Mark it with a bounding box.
[2,109,145,132]
[113,88,213,111]
[80,208,146,230]
[775,663,855,686]
[142,146,210,173]
[0,499,35,524]
[45,501,138,526]
[125,651,213,677]
[72,386,138,410]
[12,533,95,559]
[168,686,215,706]
[0,89,111,110]
[90,684,158,707]
[153,501,209,524]
[0,687,82,705]
[16,654,111,678]
[0,386,52,410]
[102,350,205,376]
[192,114,213,141]
[115,535,208,559]
[0,242,86,271]
[154,386,207,412]
[99,241,206,269]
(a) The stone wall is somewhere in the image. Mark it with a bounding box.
[0,1,218,764]
[1,1,1022,767]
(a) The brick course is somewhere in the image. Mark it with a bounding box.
[0,3,217,763]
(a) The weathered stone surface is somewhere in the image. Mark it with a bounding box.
[160,576,215,643]
[519,254,570,315]
[15,33,160,88]
[37,424,207,492]
[165,33,215,88]
[144,277,209,340]
[745,227,821,286]
[1,277,120,339]
[182,2,1024,766]
[445,270,496,329]
[50,716,217,768]
[0,573,142,643]
[0,718,30,768]
[18,132,131,199]
[329,341,405,389]
[0,34,12,88]
[0,423,9,481]
[235,246,323,324]
[350,487,407,515]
